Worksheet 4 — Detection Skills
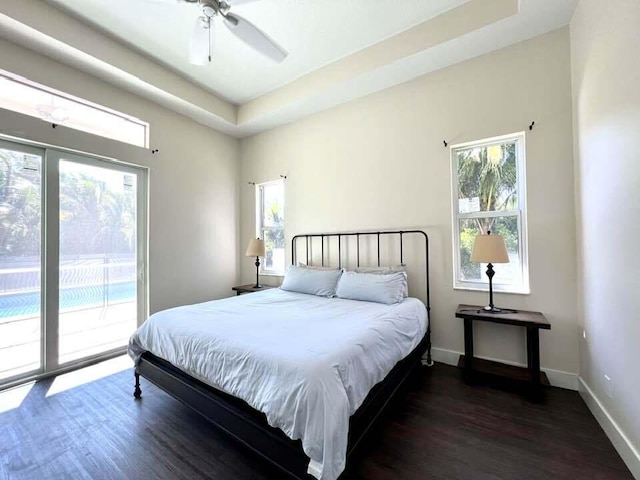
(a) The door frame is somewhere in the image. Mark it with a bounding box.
[0,135,148,391]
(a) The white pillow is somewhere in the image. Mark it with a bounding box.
[280,265,343,297]
[354,265,409,297]
[335,271,406,305]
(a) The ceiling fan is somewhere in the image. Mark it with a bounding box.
[150,0,288,66]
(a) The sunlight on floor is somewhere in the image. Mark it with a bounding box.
[46,355,133,398]
[0,381,35,414]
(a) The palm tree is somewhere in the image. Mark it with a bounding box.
[457,142,518,278]
[59,171,102,255]
[457,142,517,234]
[97,189,136,254]
[0,150,42,258]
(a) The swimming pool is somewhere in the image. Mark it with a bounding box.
[0,281,136,319]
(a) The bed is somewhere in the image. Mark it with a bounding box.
[129,230,432,480]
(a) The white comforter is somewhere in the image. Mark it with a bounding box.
[128,289,428,480]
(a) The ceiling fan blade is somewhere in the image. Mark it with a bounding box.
[189,17,212,66]
[223,12,288,63]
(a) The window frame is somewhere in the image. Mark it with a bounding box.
[255,179,285,276]
[450,132,530,294]
[0,69,149,149]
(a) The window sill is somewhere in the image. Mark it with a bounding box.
[454,284,530,295]
[260,272,284,277]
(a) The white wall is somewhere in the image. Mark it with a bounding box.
[240,28,578,383]
[0,38,240,315]
[571,0,640,475]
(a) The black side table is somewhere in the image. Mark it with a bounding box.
[455,304,551,398]
[232,284,276,296]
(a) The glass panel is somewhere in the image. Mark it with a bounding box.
[262,229,285,273]
[0,147,42,381]
[0,71,148,148]
[261,183,284,228]
[458,216,521,285]
[58,160,137,364]
[457,140,518,214]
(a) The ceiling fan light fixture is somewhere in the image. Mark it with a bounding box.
[189,16,212,65]
[202,4,217,18]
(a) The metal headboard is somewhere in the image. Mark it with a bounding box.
[291,230,430,311]
[291,230,432,365]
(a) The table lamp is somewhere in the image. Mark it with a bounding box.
[245,238,266,288]
[470,231,509,313]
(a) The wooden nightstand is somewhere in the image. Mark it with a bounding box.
[232,284,276,296]
[455,304,551,398]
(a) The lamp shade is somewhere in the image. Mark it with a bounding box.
[245,238,266,257]
[470,233,509,264]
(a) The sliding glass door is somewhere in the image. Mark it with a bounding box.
[0,141,43,383]
[0,139,146,387]
[56,154,141,365]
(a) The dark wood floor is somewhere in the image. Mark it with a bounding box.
[0,359,633,480]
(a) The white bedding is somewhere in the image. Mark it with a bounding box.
[128,288,428,480]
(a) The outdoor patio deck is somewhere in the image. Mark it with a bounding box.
[0,302,136,382]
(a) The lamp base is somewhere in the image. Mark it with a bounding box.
[482,305,503,314]
[253,257,262,290]
[479,305,519,314]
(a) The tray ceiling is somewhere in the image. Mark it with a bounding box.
[45,0,469,104]
[1,0,578,136]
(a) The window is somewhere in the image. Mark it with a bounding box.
[256,180,285,275]
[0,69,149,148]
[451,133,529,293]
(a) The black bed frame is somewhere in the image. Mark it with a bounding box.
[134,230,432,479]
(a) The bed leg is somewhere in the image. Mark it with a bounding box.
[134,371,142,399]
[425,345,434,367]
[421,331,434,367]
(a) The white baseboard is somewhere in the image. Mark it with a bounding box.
[430,347,461,367]
[578,378,640,479]
[429,347,579,391]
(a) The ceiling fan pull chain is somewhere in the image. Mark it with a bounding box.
[208,18,212,63]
